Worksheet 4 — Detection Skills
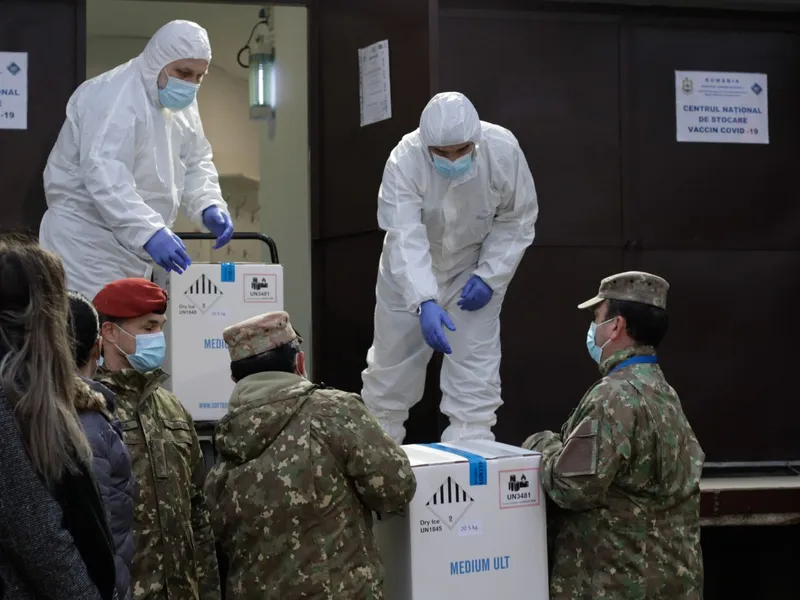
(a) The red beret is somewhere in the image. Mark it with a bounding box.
[93,278,169,318]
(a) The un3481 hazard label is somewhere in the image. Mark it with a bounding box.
[244,273,278,303]
[498,468,539,509]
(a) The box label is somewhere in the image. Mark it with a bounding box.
[449,556,511,576]
[203,338,227,350]
[244,273,278,303]
[425,476,474,530]
[457,520,483,537]
[499,468,539,509]
[182,273,224,315]
[418,518,443,534]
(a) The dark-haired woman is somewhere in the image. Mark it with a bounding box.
[0,233,116,600]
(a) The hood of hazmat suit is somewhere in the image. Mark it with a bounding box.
[361,91,539,443]
[419,90,482,149]
[40,20,230,300]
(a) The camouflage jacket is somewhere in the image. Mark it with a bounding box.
[96,368,221,600]
[205,372,417,600]
[523,346,705,600]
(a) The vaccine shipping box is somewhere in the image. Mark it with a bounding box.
[155,262,283,422]
[376,441,549,600]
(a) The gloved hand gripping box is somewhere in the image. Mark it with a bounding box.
[376,441,550,600]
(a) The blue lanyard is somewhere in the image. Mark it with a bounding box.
[608,355,658,374]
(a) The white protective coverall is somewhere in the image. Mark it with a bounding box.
[40,20,229,299]
[361,92,539,443]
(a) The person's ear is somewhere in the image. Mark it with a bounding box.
[100,321,118,344]
[295,351,307,378]
[609,315,625,341]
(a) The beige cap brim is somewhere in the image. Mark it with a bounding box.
[577,296,604,310]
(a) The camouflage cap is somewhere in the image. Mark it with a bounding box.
[223,311,302,362]
[577,271,669,311]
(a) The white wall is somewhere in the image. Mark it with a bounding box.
[86,5,312,376]
[258,7,312,375]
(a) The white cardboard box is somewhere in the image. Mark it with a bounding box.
[154,262,284,421]
[377,440,549,600]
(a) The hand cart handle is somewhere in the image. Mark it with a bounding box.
[175,232,279,264]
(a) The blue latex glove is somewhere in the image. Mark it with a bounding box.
[457,275,493,311]
[202,206,234,249]
[419,300,456,354]
[144,228,191,273]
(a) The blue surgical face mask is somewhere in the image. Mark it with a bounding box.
[116,325,166,373]
[586,318,615,364]
[158,76,199,111]
[433,153,473,180]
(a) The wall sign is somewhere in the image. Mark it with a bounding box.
[0,52,28,130]
[675,70,768,145]
[358,40,392,127]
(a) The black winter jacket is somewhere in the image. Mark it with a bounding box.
[0,386,109,600]
[76,376,136,600]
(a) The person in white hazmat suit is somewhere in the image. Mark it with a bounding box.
[361,91,539,443]
[40,20,234,300]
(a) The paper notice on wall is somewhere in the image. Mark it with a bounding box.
[358,40,392,127]
[675,70,768,144]
[0,52,28,130]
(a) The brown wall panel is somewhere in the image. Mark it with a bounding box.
[317,232,383,392]
[438,11,624,247]
[0,0,83,233]
[631,249,800,461]
[624,22,800,250]
[493,248,625,444]
[314,0,433,388]
[317,0,433,240]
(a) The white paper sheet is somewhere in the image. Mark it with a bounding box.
[359,40,392,127]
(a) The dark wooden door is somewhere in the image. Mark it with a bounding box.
[432,7,800,462]
[0,0,84,234]
[621,17,800,462]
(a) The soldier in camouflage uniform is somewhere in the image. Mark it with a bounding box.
[523,271,705,599]
[93,278,221,600]
[205,311,417,600]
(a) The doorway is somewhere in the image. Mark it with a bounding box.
[85,0,314,375]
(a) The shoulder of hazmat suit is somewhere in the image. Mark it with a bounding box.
[95,367,221,600]
[376,91,538,313]
[40,19,230,300]
[469,122,538,293]
[523,346,705,599]
[205,372,417,600]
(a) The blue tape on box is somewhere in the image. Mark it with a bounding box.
[421,443,488,486]
[221,263,236,282]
